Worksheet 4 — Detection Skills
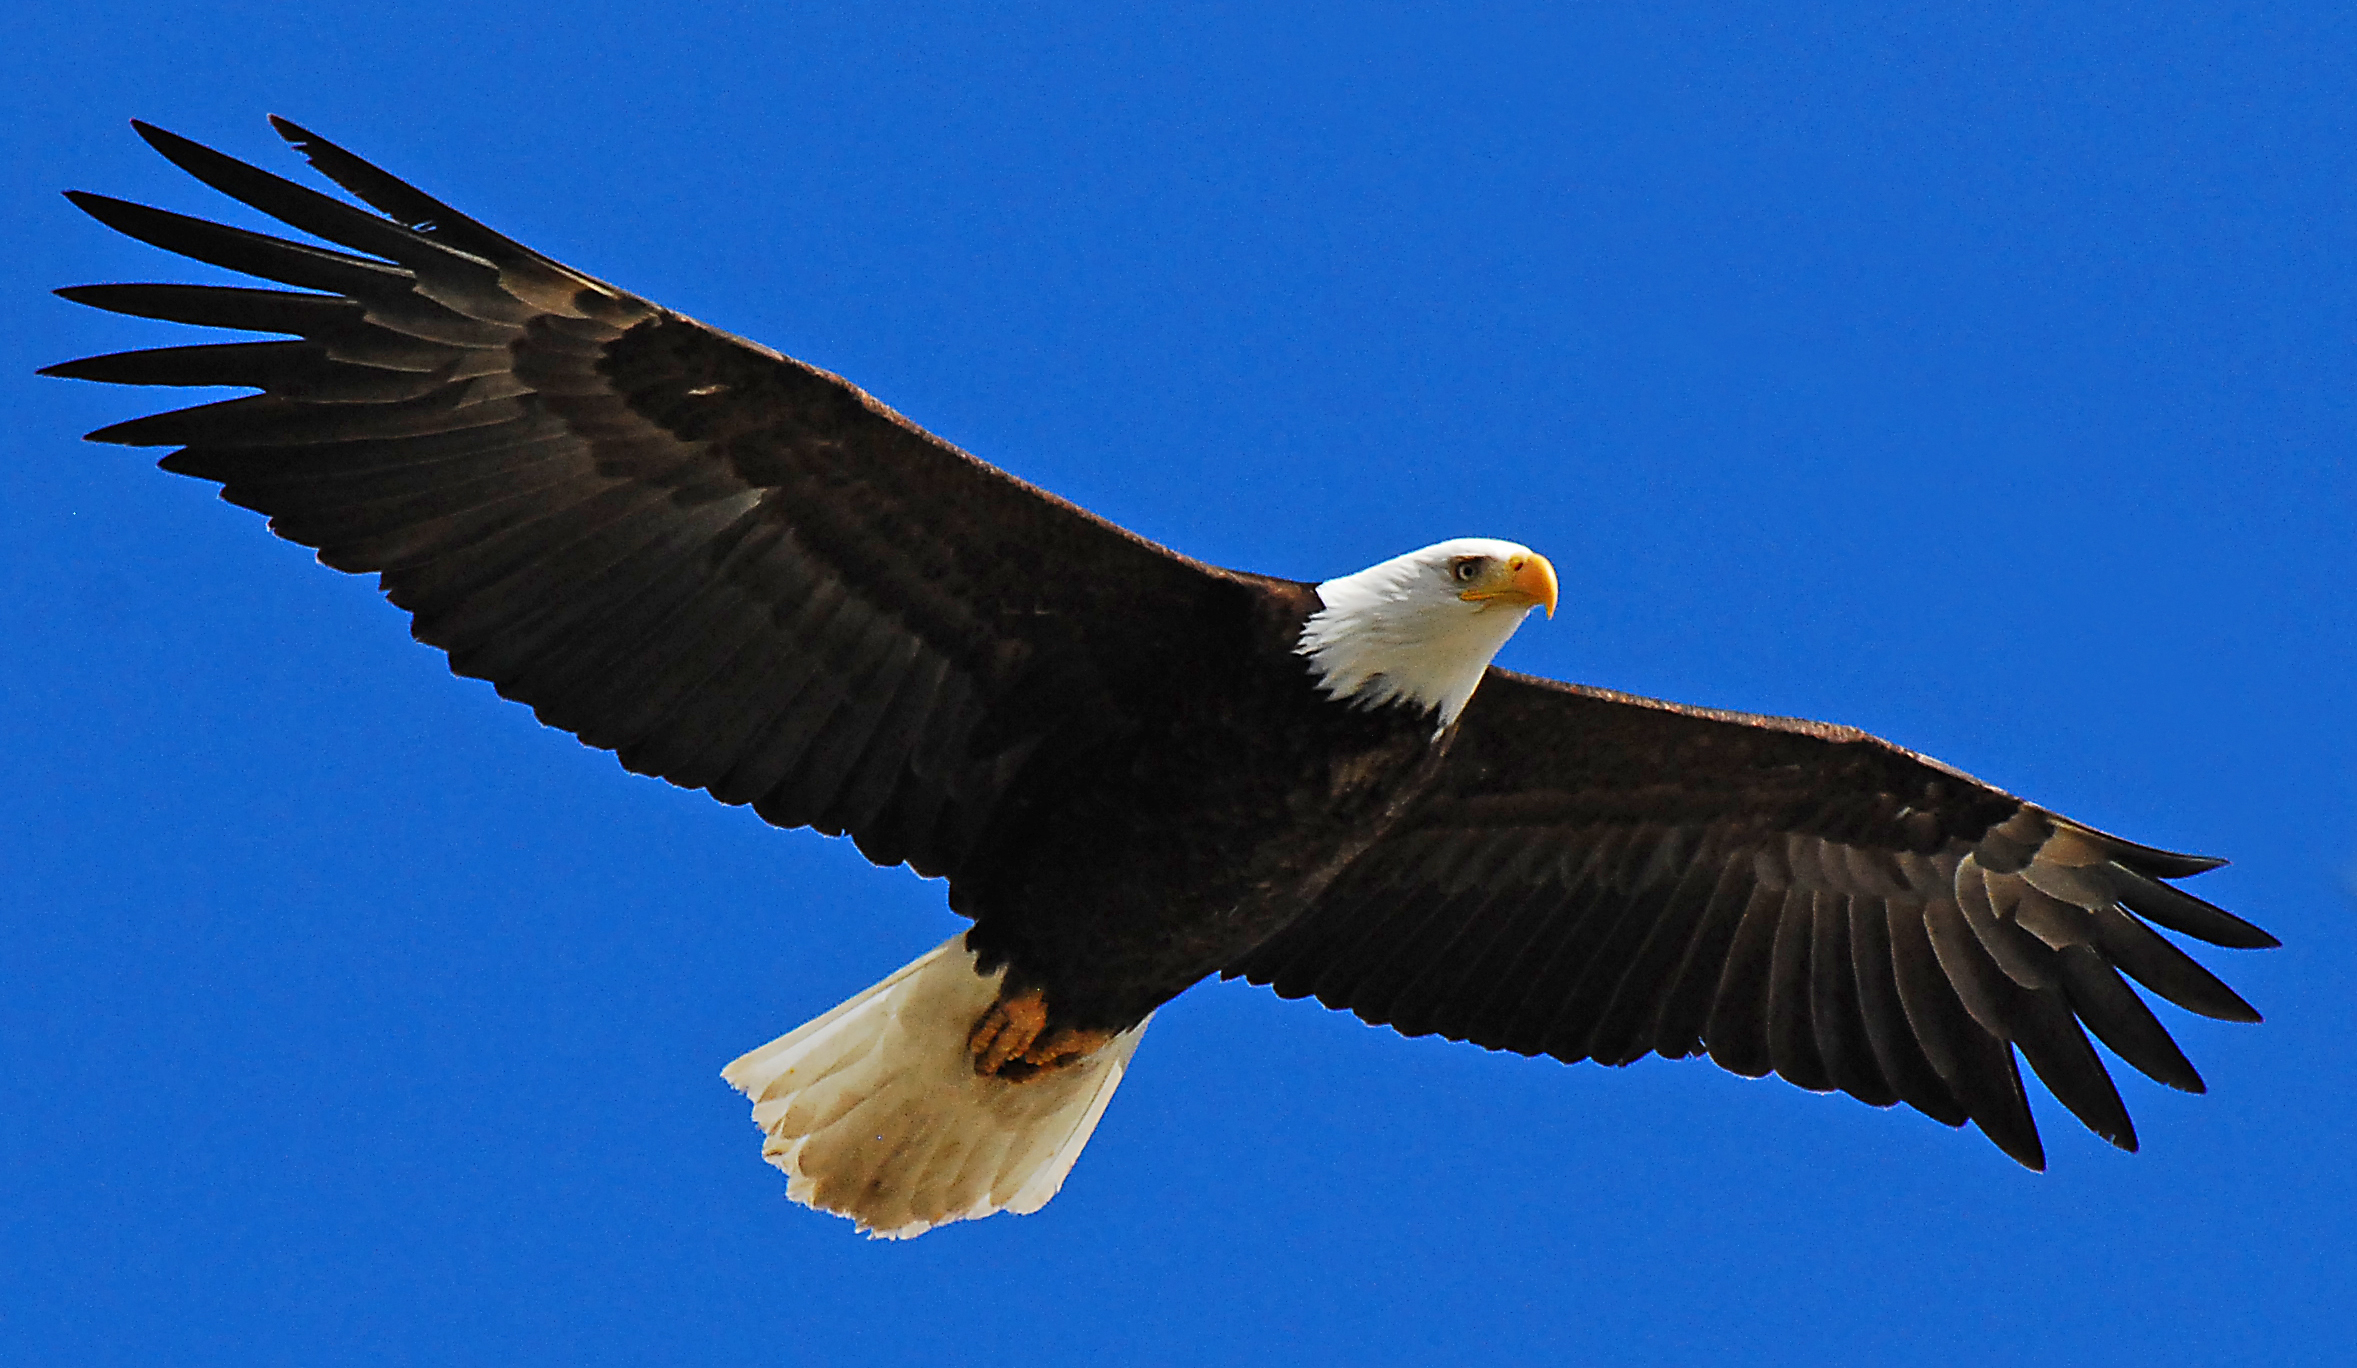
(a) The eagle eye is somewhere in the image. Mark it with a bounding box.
[1452,557,1486,582]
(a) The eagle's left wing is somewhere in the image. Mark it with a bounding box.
[1227,670,2275,1168]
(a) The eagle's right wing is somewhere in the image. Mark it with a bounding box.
[47,119,1240,880]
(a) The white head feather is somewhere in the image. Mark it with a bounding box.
[1295,538,1556,727]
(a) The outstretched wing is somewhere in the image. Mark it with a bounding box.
[46,119,1236,880]
[1228,670,2275,1167]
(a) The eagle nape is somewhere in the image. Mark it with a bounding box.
[45,117,2275,1238]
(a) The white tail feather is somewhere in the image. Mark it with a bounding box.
[722,934,1149,1239]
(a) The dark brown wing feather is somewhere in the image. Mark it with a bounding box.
[45,119,1232,880]
[1228,670,2275,1168]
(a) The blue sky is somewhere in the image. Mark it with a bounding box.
[5,3,2351,1364]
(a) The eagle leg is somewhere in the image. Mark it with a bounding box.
[1025,1024,1120,1068]
[969,988,1050,1074]
[969,989,1119,1079]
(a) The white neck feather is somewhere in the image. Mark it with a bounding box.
[1294,540,1540,727]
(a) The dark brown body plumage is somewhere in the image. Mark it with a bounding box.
[953,578,1451,1031]
[48,119,2276,1172]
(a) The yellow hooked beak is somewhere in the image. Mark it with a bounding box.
[1459,551,1558,619]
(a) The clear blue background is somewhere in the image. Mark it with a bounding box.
[5,4,2350,1364]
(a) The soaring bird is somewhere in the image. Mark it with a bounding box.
[46,119,2275,1239]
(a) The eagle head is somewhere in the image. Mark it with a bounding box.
[1295,538,1559,727]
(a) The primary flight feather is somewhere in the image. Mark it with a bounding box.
[46,118,2274,1238]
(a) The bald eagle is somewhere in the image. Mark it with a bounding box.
[47,119,2274,1239]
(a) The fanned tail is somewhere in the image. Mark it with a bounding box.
[722,934,1149,1239]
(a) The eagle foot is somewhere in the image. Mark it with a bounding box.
[969,990,1118,1080]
